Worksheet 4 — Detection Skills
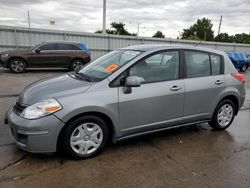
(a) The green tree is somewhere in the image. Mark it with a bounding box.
[232,33,249,43]
[152,31,165,38]
[181,18,214,41]
[243,36,250,44]
[95,22,136,36]
[95,29,115,34]
[185,35,201,41]
[214,33,233,43]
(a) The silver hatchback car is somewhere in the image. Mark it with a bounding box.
[6,44,246,159]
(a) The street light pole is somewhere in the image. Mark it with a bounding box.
[27,10,31,30]
[27,10,31,46]
[102,0,106,34]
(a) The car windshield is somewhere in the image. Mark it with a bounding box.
[75,50,142,82]
[31,43,42,50]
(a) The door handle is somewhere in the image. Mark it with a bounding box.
[215,80,223,85]
[170,85,182,91]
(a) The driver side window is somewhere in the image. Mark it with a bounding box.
[129,51,179,83]
[39,43,56,51]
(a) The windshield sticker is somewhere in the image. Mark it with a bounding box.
[105,64,119,73]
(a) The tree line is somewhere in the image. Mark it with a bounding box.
[95,22,165,38]
[180,18,250,44]
[95,19,250,44]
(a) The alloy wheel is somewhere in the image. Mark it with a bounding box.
[241,65,247,72]
[10,60,25,72]
[72,61,83,71]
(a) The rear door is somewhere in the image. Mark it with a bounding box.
[55,43,73,66]
[182,50,225,123]
[118,50,185,136]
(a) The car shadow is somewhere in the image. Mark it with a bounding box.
[22,122,233,162]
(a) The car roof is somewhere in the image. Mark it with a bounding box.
[120,44,225,55]
[41,41,84,45]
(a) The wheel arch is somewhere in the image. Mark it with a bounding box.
[57,111,116,152]
[7,57,28,68]
[216,95,239,115]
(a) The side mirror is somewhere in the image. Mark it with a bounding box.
[123,76,144,94]
[125,76,144,87]
[35,48,41,53]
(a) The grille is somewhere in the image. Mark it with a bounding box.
[13,102,27,114]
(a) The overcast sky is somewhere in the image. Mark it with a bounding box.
[0,0,249,38]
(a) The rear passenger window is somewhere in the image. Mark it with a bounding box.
[210,54,221,75]
[57,43,69,50]
[185,51,210,78]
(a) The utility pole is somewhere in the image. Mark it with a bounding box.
[102,0,106,34]
[27,10,31,46]
[218,15,222,35]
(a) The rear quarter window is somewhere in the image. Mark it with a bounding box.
[210,54,222,75]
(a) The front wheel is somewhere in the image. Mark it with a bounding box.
[63,116,109,159]
[240,64,248,72]
[9,59,26,73]
[209,99,235,130]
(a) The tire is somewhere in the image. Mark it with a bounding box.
[9,58,26,73]
[240,64,248,72]
[209,99,236,130]
[70,59,85,71]
[62,116,109,159]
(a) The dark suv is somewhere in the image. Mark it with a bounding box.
[0,41,91,73]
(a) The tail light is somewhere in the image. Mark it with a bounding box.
[231,73,245,84]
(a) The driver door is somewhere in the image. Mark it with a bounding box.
[118,50,184,136]
[28,43,57,67]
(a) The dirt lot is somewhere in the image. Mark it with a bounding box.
[0,67,250,188]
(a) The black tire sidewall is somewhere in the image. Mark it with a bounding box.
[9,59,26,73]
[63,116,109,159]
[210,99,236,130]
[70,59,84,71]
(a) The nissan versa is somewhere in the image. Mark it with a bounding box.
[5,44,246,159]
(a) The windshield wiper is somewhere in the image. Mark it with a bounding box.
[74,72,92,82]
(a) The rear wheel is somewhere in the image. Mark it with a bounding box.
[63,116,109,159]
[240,64,248,72]
[9,58,26,73]
[209,99,235,130]
[70,59,85,71]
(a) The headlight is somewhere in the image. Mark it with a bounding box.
[20,98,62,119]
[1,54,9,58]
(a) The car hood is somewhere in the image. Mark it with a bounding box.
[18,73,93,105]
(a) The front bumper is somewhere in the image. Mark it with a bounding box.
[5,107,65,153]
